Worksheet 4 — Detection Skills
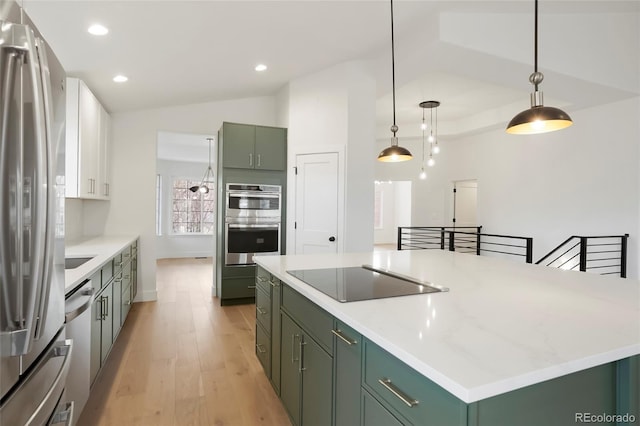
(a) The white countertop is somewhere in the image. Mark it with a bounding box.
[255,249,640,403]
[65,235,139,294]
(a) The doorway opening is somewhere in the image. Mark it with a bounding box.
[452,179,477,228]
[374,181,412,251]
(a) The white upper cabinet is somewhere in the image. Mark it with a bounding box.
[65,78,111,200]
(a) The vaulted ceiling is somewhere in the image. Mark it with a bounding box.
[24,1,640,140]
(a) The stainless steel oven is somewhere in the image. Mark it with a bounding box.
[224,183,282,266]
[225,221,280,266]
[225,183,281,220]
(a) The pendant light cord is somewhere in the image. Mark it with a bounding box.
[533,0,539,90]
[390,0,397,135]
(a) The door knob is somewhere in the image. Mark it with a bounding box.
[329,236,336,242]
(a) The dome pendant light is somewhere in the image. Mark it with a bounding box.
[378,0,412,162]
[506,0,573,135]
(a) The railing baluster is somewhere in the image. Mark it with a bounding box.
[579,237,588,272]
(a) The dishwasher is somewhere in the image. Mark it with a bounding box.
[64,279,95,425]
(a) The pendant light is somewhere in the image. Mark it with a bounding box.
[506,0,573,135]
[418,105,427,179]
[377,0,412,162]
[419,100,439,169]
[189,137,215,193]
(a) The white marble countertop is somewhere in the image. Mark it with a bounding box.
[65,235,139,294]
[255,249,640,403]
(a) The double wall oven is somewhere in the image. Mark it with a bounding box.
[225,184,282,266]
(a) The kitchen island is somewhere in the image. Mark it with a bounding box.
[255,249,639,426]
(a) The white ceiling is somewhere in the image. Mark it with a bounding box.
[23,0,640,140]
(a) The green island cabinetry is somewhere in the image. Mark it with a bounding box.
[254,269,640,426]
[255,266,282,393]
[89,239,139,385]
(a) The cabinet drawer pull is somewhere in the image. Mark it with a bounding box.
[257,154,261,167]
[247,285,256,289]
[257,276,268,283]
[377,378,419,408]
[269,279,279,287]
[299,339,306,373]
[331,329,357,346]
[249,153,253,166]
[256,344,267,354]
[256,306,267,315]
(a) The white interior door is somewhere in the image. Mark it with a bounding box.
[295,153,339,254]
[453,180,477,227]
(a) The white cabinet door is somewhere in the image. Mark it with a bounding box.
[98,105,111,199]
[65,78,110,200]
[77,80,100,198]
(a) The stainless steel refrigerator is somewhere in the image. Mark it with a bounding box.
[1,1,72,424]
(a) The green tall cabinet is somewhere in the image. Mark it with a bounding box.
[216,122,287,306]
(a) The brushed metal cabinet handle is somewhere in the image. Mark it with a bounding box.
[257,154,261,167]
[257,276,268,283]
[299,338,306,373]
[249,153,253,167]
[331,329,357,346]
[256,306,267,315]
[378,378,419,408]
[247,285,256,289]
[256,344,267,354]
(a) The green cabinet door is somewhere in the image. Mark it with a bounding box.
[362,389,404,426]
[271,278,282,394]
[333,321,362,426]
[222,122,255,169]
[255,126,286,170]
[112,274,122,339]
[281,312,302,425]
[90,273,102,385]
[100,282,113,365]
[300,332,333,426]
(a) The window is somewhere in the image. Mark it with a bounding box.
[172,178,215,234]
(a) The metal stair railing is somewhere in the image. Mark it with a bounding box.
[535,234,629,278]
[397,226,534,264]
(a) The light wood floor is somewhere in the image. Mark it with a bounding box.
[78,258,291,426]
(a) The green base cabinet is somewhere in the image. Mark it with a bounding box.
[280,311,333,426]
[333,321,362,426]
[257,273,639,426]
[90,240,138,387]
[254,266,282,394]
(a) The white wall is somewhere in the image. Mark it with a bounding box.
[156,159,215,259]
[96,96,277,301]
[285,60,376,254]
[376,97,640,279]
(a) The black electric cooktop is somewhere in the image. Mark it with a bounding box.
[286,265,447,303]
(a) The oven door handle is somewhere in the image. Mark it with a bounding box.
[227,192,281,198]
[227,223,280,229]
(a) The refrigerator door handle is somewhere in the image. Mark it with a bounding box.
[0,22,50,356]
[32,35,55,341]
[0,22,29,356]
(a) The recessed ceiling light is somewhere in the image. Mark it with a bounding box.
[255,64,267,72]
[88,24,109,36]
[113,75,128,83]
